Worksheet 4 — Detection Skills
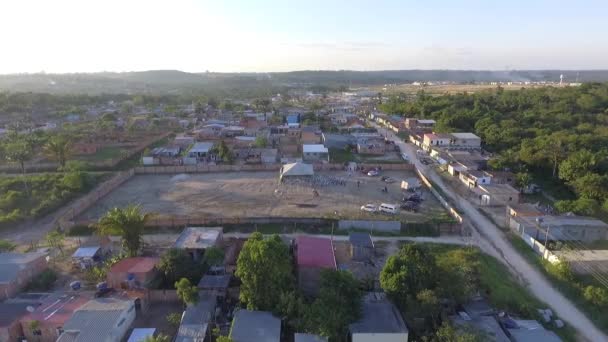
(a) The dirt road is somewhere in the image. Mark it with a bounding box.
[374,123,607,341]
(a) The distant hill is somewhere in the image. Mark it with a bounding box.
[0,69,607,95]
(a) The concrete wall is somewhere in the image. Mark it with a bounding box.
[338,220,401,233]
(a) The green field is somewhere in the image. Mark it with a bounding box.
[76,146,126,162]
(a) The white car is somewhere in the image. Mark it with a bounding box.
[367,170,379,176]
[401,153,409,161]
[360,204,377,212]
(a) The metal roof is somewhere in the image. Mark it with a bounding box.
[349,293,408,334]
[72,247,101,258]
[197,274,231,289]
[348,233,373,248]
[230,310,281,342]
[189,142,214,153]
[60,298,134,342]
[127,328,156,342]
[296,236,336,269]
[302,144,328,153]
[174,227,222,249]
[280,162,314,177]
[176,296,217,342]
[451,132,481,140]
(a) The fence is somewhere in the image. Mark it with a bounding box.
[415,168,464,224]
[134,162,414,175]
[57,170,135,230]
[521,232,560,264]
[338,220,401,233]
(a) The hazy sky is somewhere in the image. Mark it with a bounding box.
[2,0,608,73]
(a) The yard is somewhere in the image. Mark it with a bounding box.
[78,170,446,223]
[75,146,128,162]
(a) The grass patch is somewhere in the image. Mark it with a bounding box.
[329,148,354,164]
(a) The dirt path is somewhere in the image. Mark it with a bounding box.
[374,123,606,342]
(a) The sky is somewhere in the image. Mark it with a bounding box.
[2,0,608,73]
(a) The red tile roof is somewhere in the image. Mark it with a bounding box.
[109,257,159,274]
[296,236,336,269]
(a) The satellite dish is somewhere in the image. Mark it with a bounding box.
[26,306,35,313]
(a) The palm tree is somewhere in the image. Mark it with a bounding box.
[44,134,72,168]
[97,205,150,257]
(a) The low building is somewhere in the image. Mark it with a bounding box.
[506,320,562,342]
[349,292,409,342]
[486,170,516,186]
[356,137,385,155]
[230,310,281,342]
[261,148,278,164]
[0,252,48,300]
[127,328,156,342]
[295,333,328,342]
[21,293,91,342]
[280,162,314,181]
[322,133,354,149]
[173,135,195,148]
[72,246,103,269]
[459,170,492,188]
[450,132,482,149]
[301,131,322,144]
[476,184,520,206]
[187,142,215,160]
[57,298,136,342]
[174,227,223,262]
[175,296,217,342]
[197,274,231,299]
[405,118,435,130]
[509,215,608,242]
[106,257,160,289]
[422,133,452,150]
[349,233,374,262]
[302,144,329,163]
[295,236,337,296]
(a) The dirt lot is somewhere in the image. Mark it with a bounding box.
[79,171,445,222]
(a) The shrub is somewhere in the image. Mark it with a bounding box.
[25,269,58,291]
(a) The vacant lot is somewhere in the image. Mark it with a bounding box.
[79,171,445,222]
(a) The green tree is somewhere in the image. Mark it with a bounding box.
[429,322,482,342]
[254,136,268,148]
[436,249,479,302]
[44,134,72,168]
[583,285,608,307]
[175,278,199,306]
[97,205,150,257]
[166,312,182,327]
[203,246,225,267]
[216,337,234,342]
[305,270,362,340]
[1,134,35,193]
[158,248,205,286]
[275,291,307,331]
[45,230,65,255]
[515,172,532,193]
[143,334,171,342]
[236,232,293,311]
[558,150,597,183]
[380,244,437,308]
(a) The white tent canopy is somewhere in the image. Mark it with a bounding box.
[280,162,314,180]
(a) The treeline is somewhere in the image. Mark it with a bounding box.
[381,83,608,216]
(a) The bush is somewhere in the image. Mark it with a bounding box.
[25,269,58,291]
[583,285,608,307]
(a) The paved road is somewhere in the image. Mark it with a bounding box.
[373,123,606,341]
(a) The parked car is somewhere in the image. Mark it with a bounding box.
[360,204,377,213]
[367,170,380,176]
[401,153,409,161]
[400,201,419,212]
[383,177,396,183]
[379,203,398,214]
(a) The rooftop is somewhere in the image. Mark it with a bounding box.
[281,162,314,177]
[60,298,134,342]
[231,310,281,342]
[349,233,374,248]
[303,144,328,153]
[197,274,231,289]
[127,328,156,342]
[349,292,408,334]
[296,236,337,269]
[72,247,101,258]
[109,257,159,274]
[294,333,328,342]
[176,296,217,342]
[189,142,215,153]
[24,293,90,325]
[451,132,481,140]
[174,227,222,250]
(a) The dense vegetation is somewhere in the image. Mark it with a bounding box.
[381,83,608,217]
[0,172,103,228]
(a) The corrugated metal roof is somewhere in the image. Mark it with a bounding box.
[109,257,159,274]
[174,227,222,249]
[348,233,373,248]
[230,310,281,342]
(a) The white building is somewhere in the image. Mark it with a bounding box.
[302,144,329,163]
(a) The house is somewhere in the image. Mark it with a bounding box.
[476,184,520,206]
[294,333,328,342]
[175,295,217,342]
[486,170,516,186]
[302,144,329,163]
[450,132,482,149]
[422,133,452,150]
[187,142,215,161]
[450,297,509,342]
[234,148,263,164]
[322,133,354,149]
[0,252,48,300]
[127,328,156,342]
[71,247,103,269]
[506,204,544,221]
[506,319,562,342]
[447,162,469,176]
[0,302,38,342]
[356,137,385,155]
[21,293,90,342]
[349,292,409,342]
[221,126,245,138]
[106,257,160,289]
[56,298,136,342]
[197,274,231,299]
[405,118,435,130]
[287,114,301,128]
[230,310,281,342]
[295,236,337,296]
[349,233,374,262]
[280,162,314,181]
[459,170,492,188]
[401,177,422,191]
[509,215,608,243]
[174,227,223,262]
[261,148,278,164]
[301,130,322,144]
